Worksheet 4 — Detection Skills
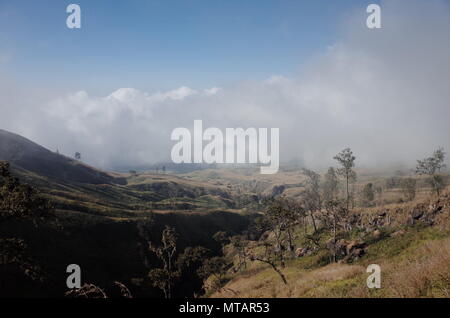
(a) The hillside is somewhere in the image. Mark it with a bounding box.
[0,129,126,185]
[1,129,449,298]
[0,129,242,218]
[210,192,450,298]
[0,130,256,298]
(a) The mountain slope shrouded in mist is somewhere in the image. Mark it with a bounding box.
[0,129,125,185]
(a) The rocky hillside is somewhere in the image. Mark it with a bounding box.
[210,192,450,298]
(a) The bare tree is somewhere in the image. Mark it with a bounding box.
[362,183,375,206]
[375,186,383,205]
[250,242,287,284]
[415,147,446,196]
[213,231,229,253]
[148,226,179,299]
[334,148,357,210]
[263,196,297,265]
[65,283,107,298]
[321,199,348,262]
[230,235,249,271]
[323,167,339,202]
[114,281,133,298]
[302,169,321,232]
[284,198,306,255]
[245,196,300,284]
[400,178,417,201]
[198,256,229,292]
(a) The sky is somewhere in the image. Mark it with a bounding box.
[0,0,449,171]
[0,0,376,92]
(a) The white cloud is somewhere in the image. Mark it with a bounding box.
[108,88,142,102]
[203,87,221,96]
[159,86,198,101]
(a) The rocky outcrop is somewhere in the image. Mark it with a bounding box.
[271,185,285,197]
[295,247,315,258]
[407,195,449,226]
[326,238,366,263]
[368,210,391,229]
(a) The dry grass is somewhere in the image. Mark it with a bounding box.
[212,235,450,298]
[211,262,365,298]
[206,174,450,298]
[211,195,450,298]
[382,237,450,297]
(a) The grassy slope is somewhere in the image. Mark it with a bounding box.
[11,165,242,219]
[211,191,450,298]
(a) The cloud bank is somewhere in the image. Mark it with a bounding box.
[1,0,449,170]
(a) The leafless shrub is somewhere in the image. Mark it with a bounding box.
[65,283,107,298]
[114,281,132,298]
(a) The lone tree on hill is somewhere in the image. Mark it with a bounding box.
[250,241,288,285]
[415,147,446,196]
[334,148,356,210]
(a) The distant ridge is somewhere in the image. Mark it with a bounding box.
[0,129,125,185]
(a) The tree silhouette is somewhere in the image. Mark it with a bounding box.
[148,226,179,299]
[415,148,446,195]
[323,167,339,202]
[0,161,53,291]
[334,148,356,210]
